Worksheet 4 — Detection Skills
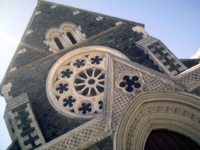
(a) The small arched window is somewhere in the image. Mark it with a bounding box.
[67,32,77,44]
[54,37,64,50]
[44,23,86,53]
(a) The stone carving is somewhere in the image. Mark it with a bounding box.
[116,71,144,95]
[48,52,106,118]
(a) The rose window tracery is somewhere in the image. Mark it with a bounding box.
[46,46,129,119]
[61,69,73,78]
[74,68,105,96]
[49,51,106,118]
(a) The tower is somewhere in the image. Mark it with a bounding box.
[1,0,200,149]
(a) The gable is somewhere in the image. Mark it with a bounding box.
[106,54,184,129]
[6,1,144,70]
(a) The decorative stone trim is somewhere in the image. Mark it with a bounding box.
[116,71,144,95]
[175,63,200,79]
[6,93,29,111]
[9,67,17,73]
[126,109,200,150]
[50,5,57,9]
[5,93,46,149]
[35,11,41,15]
[175,63,200,90]
[73,10,80,15]
[187,80,200,92]
[36,116,109,150]
[136,36,187,76]
[114,91,200,150]
[26,30,33,35]
[136,36,159,47]
[8,103,46,149]
[96,16,103,21]
[4,110,16,141]
[115,21,123,26]
[1,82,12,101]
[17,48,26,54]
[132,25,148,38]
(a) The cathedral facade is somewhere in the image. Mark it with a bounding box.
[1,1,200,150]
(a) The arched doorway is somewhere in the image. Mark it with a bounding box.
[145,130,200,150]
[114,91,200,150]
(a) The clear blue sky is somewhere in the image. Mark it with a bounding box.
[0,0,199,149]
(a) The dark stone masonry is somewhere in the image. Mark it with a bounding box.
[1,1,200,150]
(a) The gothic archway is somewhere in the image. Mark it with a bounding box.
[114,91,200,150]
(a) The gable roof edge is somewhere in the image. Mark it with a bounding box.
[0,2,42,91]
[42,0,145,27]
[110,53,186,90]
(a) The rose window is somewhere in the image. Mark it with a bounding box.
[74,68,105,96]
[47,51,106,119]
[116,71,144,95]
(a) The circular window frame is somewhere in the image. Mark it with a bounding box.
[46,46,129,119]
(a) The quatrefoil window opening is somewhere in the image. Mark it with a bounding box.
[119,75,141,92]
[54,80,70,96]
[61,69,73,78]
[53,52,105,117]
[74,59,85,68]
[57,66,74,80]
[63,96,76,107]
[74,99,96,115]
[79,102,92,114]
[88,53,105,66]
[71,56,87,69]
[91,56,102,64]
[56,83,69,94]
[116,71,144,94]
[59,93,77,110]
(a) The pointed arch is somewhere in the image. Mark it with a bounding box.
[114,91,200,150]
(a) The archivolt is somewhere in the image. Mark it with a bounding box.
[114,91,200,150]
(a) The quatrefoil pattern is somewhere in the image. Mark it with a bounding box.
[51,52,106,118]
[116,71,145,95]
